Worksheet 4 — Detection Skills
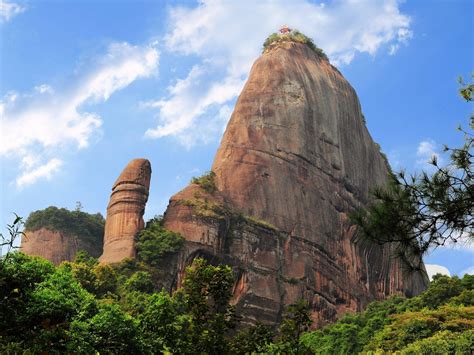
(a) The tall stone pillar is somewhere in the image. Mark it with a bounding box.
[99,158,151,263]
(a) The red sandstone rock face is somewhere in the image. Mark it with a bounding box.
[100,158,151,264]
[163,42,428,327]
[21,228,102,265]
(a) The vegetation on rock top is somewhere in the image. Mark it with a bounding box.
[262,29,328,60]
[25,206,104,244]
[191,171,217,193]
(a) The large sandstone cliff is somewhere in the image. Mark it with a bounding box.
[21,228,102,266]
[100,159,152,264]
[162,42,428,327]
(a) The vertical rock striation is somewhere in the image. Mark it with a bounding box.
[21,228,102,265]
[100,158,151,264]
[162,41,428,327]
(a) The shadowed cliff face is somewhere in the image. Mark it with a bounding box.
[100,159,151,264]
[164,42,428,327]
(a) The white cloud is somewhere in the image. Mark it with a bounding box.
[460,266,474,276]
[144,65,243,146]
[1,42,159,186]
[147,0,412,146]
[0,0,25,22]
[34,84,54,94]
[425,264,451,281]
[16,158,63,187]
[416,139,443,169]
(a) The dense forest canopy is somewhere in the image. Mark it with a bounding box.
[0,215,472,353]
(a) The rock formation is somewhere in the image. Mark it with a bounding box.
[162,41,428,327]
[100,159,152,264]
[21,228,102,265]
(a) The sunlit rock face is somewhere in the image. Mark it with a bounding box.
[163,42,428,327]
[100,158,151,264]
[21,228,102,265]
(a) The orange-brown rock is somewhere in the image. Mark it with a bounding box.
[163,41,428,327]
[100,158,151,264]
[21,227,102,265]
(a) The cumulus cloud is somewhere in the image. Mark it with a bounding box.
[1,42,159,186]
[425,264,451,281]
[16,158,63,187]
[146,0,412,145]
[416,139,443,169]
[0,0,25,22]
[460,266,474,276]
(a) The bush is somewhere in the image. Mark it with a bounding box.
[191,171,217,193]
[25,206,105,245]
[124,271,155,294]
[68,303,143,354]
[136,218,184,267]
[262,29,328,60]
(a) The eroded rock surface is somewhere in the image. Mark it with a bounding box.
[100,158,151,264]
[21,228,102,265]
[162,42,428,327]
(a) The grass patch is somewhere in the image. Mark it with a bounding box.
[181,198,278,231]
[191,171,217,193]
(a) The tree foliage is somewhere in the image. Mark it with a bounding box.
[301,273,474,354]
[2,210,473,353]
[25,206,105,245]
[135,216,184,267]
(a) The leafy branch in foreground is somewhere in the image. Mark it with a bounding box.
[0,214,25,264]
[352,76,473,271]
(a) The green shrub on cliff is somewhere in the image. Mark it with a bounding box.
[191,170,217,193]
[135,216,184,267]
[25,206,104,244]
[262,29,328,60]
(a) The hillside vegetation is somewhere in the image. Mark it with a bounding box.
[25,206,105,245]
[1,214,472,354]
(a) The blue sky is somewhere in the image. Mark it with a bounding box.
[1,0,472,278]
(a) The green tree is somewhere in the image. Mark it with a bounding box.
[68,303,143,354]
[124,271,155,294]
[136,217,184,267]
[181,258,235,354]
[229,322,274,354]
[274,300,313,354]
[139,291,191,353]
[0,252,54,337]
